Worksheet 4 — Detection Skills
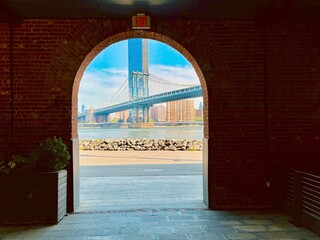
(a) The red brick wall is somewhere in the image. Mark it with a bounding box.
[1,18,319,209]
[268,22,320,176]
[0,23,11,156]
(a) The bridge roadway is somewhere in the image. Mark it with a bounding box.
[78,85,202,118]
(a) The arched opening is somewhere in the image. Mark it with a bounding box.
[72,31,209,210]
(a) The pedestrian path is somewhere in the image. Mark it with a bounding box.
[78,174,204,212]
[1,209,319,239]
[78,151,204,212]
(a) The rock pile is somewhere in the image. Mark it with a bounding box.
[79,139,202,151]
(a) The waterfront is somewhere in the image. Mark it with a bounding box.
[79,126,204,140]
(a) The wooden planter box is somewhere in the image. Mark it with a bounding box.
[0,170,67,224]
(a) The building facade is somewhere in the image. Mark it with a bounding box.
[195,102,203,119]
[150,105,166,122]
[166,99,195,122]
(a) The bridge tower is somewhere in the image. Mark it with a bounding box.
[128,38,152,126]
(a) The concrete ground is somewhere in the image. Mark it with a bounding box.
[0,151,319,239]
[78,151,204,211]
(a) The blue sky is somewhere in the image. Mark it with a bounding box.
[79,39,202,110]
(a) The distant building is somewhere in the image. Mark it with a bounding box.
[195,108,203,118]
[195,101,203,120]
[81,104,86,113]
[150,105,166,122]
[115,110,130,122]
[86,106,96,123]
[96,115,107,123]
[107,113,118,123]
[166,99,195,122]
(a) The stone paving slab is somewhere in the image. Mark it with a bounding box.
[78,173,204,212]
[1,210,320,240]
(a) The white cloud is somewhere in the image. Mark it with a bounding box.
[78,67,127,109]
[78,65,203,110]
[149,64,203,108]
[149,64,199,85]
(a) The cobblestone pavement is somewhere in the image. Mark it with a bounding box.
[1,209,320,239]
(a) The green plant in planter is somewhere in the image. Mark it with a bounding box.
[0,137,70,224]
[30,136,71,172]
[0,154,32,174]
[0,137,70,174]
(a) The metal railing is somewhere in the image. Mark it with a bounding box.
[273,168,320,235]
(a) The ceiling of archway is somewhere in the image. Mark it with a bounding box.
[1,0,320,22]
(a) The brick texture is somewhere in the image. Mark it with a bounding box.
[0,18,319,210]
[0,23,11,155]
[268,22,320,176]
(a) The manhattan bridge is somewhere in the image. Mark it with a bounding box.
[78,39,202,127]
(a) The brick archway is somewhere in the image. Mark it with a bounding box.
[71,30,210,209]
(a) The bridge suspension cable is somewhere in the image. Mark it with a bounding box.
[98,78,129,109]
[148,73,198,96]
[97,73,200,110]
[149,73,197,87]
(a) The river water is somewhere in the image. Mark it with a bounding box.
[78,126,204,140]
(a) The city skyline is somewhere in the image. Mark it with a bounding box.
[78,39,203,111]
[107,99,203,123]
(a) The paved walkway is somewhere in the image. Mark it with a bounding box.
[1,210,319,240]
[0,151,319,239]
[78,151,204,211]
